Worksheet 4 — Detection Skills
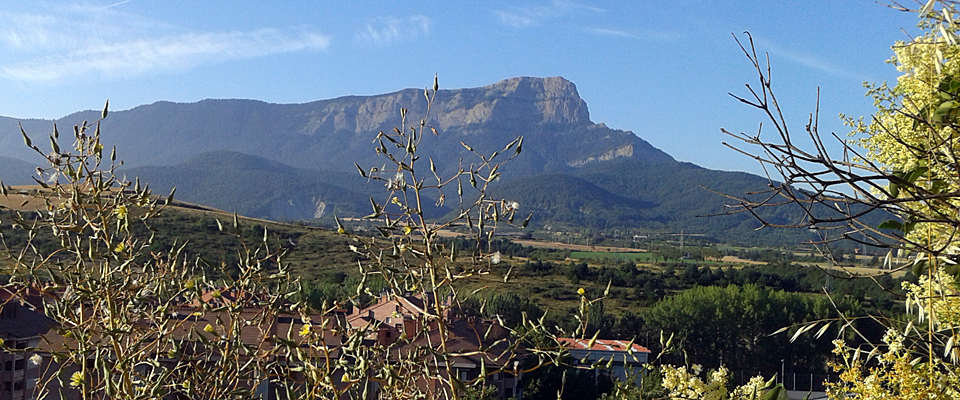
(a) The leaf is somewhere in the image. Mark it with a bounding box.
[760,385,785,400]
[763,374,777,390]
[904,166,929,184]
[904,221,917,234]
[363,197,381,219]
[921,0,936,16]
[946,335,957,359]
[877,220,904,231]
[354,163,367,178]
[461,141,474,152]
[889,181,900,198]
[164,187,176,206]
[789,324,810,343]
[912,259,928,278]
[587,329,600,348]
[451,375,468,394]
[521,213,532,228]
[0,180,5,197]
[814,322,832,339]
[19,123,31,148]
[102,99,109,119]
[770,326,790,336]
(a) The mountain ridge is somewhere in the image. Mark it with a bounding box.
[0,76,669,176]
[0,76,818,245]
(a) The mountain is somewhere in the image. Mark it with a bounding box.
[0,156,38,186]
[0,76,822,245]
[490,158,818,245]
[125,151,376,221]
[0,77,671,178]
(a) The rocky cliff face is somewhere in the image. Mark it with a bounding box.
[296,76,589,135]
[0,76,671,175]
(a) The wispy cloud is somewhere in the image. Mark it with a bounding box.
[497,11,537,28]
[355,15,430,45]
[96,0,132,11]
[585,27,680,42]
[750,36,864,80]
[2,29,330,82]
[0,3,330,82]
[496,0,606,28]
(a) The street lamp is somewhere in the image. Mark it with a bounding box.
[780,359,785,385]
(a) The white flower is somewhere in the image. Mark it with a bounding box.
[386,172,406,190]
[29,353,42,366]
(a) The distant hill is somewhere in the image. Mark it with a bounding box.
[125,151,370,221]
[0,76,854,246]
[126,151,450,222]
[488,158,827,245]
[0,156,38,186]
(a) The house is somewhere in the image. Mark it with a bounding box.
[558,338,651,385]
[349,291,523,399]
[29,285,349,400]
[0,287,55,400]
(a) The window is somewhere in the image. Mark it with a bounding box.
[3,381,11,391]
[13,380,24,390]
[3,361,12,371]
[14,359,24,370]
[459,370,469,382]
[492,372,501,381]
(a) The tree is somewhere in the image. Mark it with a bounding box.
[716,1,960,398]
[643,285,846,373]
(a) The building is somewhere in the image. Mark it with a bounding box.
[558,338,651,385]
[0,287,55,400]
[349,291,523,399]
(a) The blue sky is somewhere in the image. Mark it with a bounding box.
[0,1,923,176]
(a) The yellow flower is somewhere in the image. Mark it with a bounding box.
[341,373,351,383]
[403,226,413,235]
[577,288,585,296]
[114,205,128,219]
[203,324,215,333]
[299,324,312,337]
[113,242,125,253]
[69,371,84,388]
[337,227,346,234]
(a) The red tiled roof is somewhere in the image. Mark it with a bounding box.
[558,338,650,354]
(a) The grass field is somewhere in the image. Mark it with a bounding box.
[570,251,661,262]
